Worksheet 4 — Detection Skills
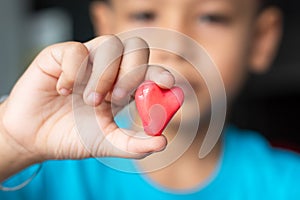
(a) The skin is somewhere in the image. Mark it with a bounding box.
[0,0,281,191]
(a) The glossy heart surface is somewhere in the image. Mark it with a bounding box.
[135,81,184,136]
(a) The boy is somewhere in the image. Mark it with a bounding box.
[1,0,299,199]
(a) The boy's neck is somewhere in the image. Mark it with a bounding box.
[136,124,223,190]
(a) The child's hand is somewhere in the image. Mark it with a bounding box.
[0,36,174,166]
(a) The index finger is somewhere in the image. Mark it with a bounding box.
[83,35,124,106]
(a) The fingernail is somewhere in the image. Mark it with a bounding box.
[86,92,102,106]
[59,88,72,96]
[112,87,127,99]
[156,71,174,88]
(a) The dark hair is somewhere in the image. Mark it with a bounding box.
[261,0,281,9]
[91,0,280,8]
[91,0,108,2]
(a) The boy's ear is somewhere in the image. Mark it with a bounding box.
[90,1,113,35]
[249,7,283,73]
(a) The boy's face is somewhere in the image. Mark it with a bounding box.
[91,0,282,126]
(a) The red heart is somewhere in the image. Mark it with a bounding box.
[135,81,184,136]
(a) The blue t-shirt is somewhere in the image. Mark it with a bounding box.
[1,126,300,199]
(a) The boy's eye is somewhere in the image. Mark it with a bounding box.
[130,12,156,22]
[199,14,231,25]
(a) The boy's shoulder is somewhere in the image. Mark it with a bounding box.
[224,125,300,164]
[225,125,300,157]
[222,125,300,197]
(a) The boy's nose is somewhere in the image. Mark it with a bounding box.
[152,14,197,62]
[149,30,197,64]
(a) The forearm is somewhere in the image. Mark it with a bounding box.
[0,101,37,182]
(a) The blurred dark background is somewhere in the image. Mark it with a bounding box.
[231,0,300,151]
[0,0,299,150]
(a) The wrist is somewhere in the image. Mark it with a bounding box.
[0,100,41,182]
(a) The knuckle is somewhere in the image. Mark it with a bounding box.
[90,35,124,62]
[123,37,149,55]
[67,42,89,56]
[123,37,149,49]
[101,35,124,52]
